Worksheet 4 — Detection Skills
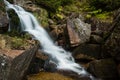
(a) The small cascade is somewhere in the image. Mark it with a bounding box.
[4,0,95,79]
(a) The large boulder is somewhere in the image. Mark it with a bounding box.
[73,44,102,59]
[65,18,91,47]
[0,45,38,80]
[88,59,119,80]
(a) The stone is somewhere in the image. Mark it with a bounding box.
[65,18,91,47]
[85,17,111,33]
[65,19,80,47]
[0,16,9,33]
[88,59,119,80]
[28,50,48,74]
[0,45,38,80]
[58,69,93,80]
[44,59,57,72]
[73,44,102,59]
[50,27,59,41]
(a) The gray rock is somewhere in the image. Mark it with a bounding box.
[65,18,91,47]
[44,59,57,72]
[0,45,38,80]
[73,18,91,43]
[0,16,9,33]
[65,19,80,47]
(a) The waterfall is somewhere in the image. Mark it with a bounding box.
[4,0,95,79]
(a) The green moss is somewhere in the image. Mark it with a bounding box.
[33,8,49,28]
[1,32,32,50]
[86,14,92,18]
[95,12,112,20]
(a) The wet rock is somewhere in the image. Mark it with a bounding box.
[88,59,119,80]
[7,0,14,4]
[0,15,9,33]
[36,51,57,72]
[36,50,48,60]
[0,46,38,80]
[28,50,48,74]
[50,24,66,47]
[28,57,45,74]
[73,44,102,59]
[58,69,92,80]
[44,59,57,72]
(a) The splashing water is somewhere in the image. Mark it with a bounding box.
[4,0,95,79]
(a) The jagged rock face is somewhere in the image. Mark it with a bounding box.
[0,45,38,80]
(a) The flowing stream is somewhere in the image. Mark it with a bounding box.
[4,0,95,79]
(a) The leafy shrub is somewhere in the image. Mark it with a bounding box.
[87,0,120,11]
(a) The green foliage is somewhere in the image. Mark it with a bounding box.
[33,8,49,27]
[11,36,26,49]
[35,0,74,12]
[87,0,120,11]
[10,33,31,49]
[95,12,112,20]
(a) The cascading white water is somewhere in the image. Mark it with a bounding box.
[4,0,95,79]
